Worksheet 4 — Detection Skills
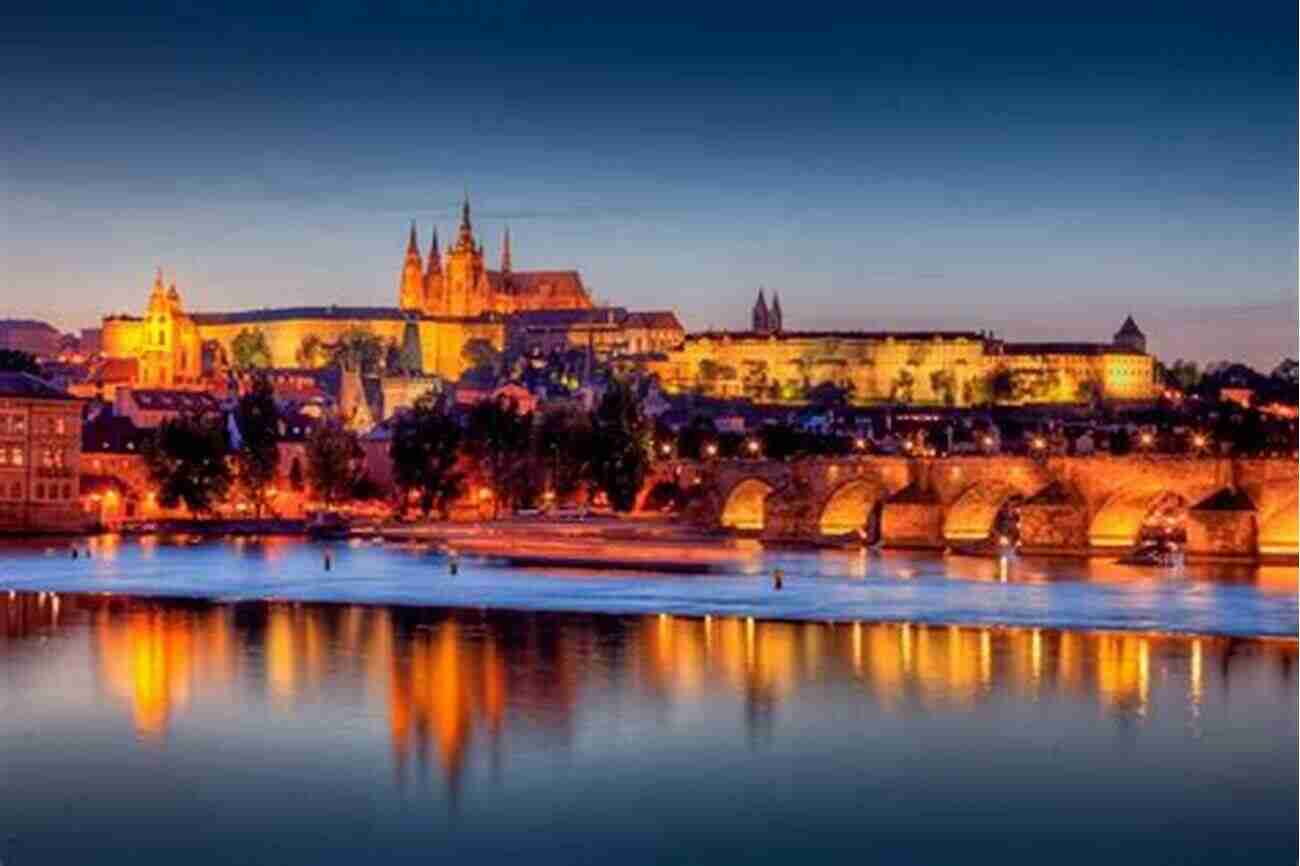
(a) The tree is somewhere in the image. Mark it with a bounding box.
[929,370,956,406]
[1271,358,1298,386]
[534,405,593,501]
[461,338,501,376]
[0,349,40,376]
[890,369,915,403]
[232,373,281,517]
[389,393,463,517]
[989,367,1015,403]
[329,327,385,374]
[296,334,326,368]
[1164,358,1200,391]
[142,414,232,516]
[464,397,533,517]
[588,380,650,512]
[307,418,363,507]
[230,328,272,370]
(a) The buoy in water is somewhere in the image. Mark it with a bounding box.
[448,554,459,576]
[323,550,332,571]
[773,568,784,590]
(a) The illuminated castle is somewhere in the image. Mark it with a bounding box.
[102,197,595,383]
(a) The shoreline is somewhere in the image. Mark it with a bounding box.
[3,583,1296,642]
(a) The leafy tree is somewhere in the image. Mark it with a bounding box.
[1271,358,1298,386]
[929,370,956,406]
[389,393,463,517]
[232,374,281,517]
[329,327,385,374]
[296,334,326,368]
[1075,375,1102,405]
[461,338,501,376]
[143,414,232,516]
[989,367,1015,403]
[0,349,40,375]
[588,380,650,512]
[231,328,272,370]
[306,418,362,507]
[464,397,533,517]
[890,369,915,403]
[534,405,593,501]
[1162,358,1200,391]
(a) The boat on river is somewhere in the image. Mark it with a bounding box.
[448,538,752,574]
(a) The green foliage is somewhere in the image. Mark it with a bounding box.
[232,374,281,516]
[588,380,650,512]
[0,349,40,376]
[330,327,385,374]
[389,393,463,517]
[989,367,1015,402]
[1164,358,1201,391]
[929,370,955,406]
[296,334,326,368]
[143,414,232,516]
[306,419,362,507]
[231,328,272,370]
[1272,358,1298,386]
[464,398,533,517]
[890,369,915,403]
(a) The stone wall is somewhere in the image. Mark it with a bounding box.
[882,503,946,548]
[1019,504,1089,551]
[1185,511,1258,559]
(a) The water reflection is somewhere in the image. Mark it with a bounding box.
[2,592,1294,769]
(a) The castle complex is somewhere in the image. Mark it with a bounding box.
[98,200,1157,408]
[102,198,603,385]
[644,292,1157,405]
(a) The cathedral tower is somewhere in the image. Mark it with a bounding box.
[443,196,489,316]
[423,228,442,314]
[398,222,424,312]
[752,289,771,333]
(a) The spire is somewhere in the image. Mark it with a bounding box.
[457,193,474,247]
[406,220,419,256]
[425,227,441,276]
[152,267,165,295]
[770,291,783,333]
[752,288,770,333]
[501,226,512,273]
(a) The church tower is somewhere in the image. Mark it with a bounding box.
[398,222,424,312]
[422,228,442,314]
[752,289,771,333]
[770,291,784,333]
[443,196,488,316]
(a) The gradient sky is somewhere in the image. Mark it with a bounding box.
[2,1,1295,367]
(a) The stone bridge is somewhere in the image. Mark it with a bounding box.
[643,456,1298,560]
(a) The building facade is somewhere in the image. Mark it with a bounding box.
[646,292,1157,406]
[0,373,84,532]
[100,198,594,384]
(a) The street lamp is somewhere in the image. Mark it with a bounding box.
[1139,430,1156,452]
[703,442,718,459]
[1189,432,1209,455]
[853,436,867,452]
[745,438,761,458]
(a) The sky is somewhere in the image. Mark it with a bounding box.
[2,1,1295,368]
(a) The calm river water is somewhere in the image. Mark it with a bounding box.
[0,539,1295,863]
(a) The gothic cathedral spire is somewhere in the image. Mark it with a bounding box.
[752,288,770,333]
[425,227,441,276]
[501,226,512,274]
[399,221,425,312]
[770,291,783,333]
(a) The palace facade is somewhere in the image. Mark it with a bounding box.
[645,293,1157,406]
[101,199,596,383]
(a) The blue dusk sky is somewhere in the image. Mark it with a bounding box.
[1,1,1295,367]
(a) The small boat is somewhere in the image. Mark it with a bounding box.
[306,512,351,541]
[1118,541,1179,567]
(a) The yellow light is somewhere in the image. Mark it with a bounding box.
[477,488,491,502]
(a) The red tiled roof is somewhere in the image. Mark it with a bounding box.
[128,389,222,411]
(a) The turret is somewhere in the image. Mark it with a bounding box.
[752,289,770,334]
[1113,315,1146,353]
[398,221,424,312]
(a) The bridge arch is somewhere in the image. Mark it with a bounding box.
[1088,485,1215,549]
[1257,492,1299,557]
[942,481,1035,543]
[720,477,775,531]
[818,478,889,539]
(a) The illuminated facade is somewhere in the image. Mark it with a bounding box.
[647,292,1157,405]
[100,198,594,383]
[0,373,83,532]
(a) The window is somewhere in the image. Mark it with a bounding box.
[34,483,44,500]
[9,482,20,499]
[62,483,71,499]
[55,417,66,435]
[12,416,24,434]
[11,447,23,467]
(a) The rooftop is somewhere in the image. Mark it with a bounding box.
[0,372,79,401]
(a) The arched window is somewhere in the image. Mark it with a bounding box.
[34,483,44,500]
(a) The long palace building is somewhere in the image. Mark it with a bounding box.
[99,200,1156,407]
[643,291,1157,405]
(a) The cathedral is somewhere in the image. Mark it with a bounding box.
[398,198,590,317]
